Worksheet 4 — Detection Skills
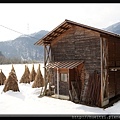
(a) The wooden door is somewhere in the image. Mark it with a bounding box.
[115,41,120,95]
[108,40,120,98]
[115,70,120,95]
[115,41,120,66]
[115,40,120,95]
[109,71,115,98]
[59,69,69,95]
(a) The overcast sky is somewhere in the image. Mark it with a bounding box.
[0,3,120,41]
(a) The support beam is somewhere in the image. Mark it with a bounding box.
[44,45,46,86]
[100,37,109,107]
[57,68,59,98]
[39,44,51,97]
[100,37,103,107]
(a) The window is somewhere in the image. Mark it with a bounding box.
[60,73,67,82]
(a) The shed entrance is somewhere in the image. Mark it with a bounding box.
[46,60,84,100]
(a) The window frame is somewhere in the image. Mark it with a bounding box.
[60,73,68,82]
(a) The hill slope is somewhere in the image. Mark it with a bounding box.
[103,22,120,34]
[0,21,120,62]
[0,30,49,62]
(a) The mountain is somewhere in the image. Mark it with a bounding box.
[0,21,120,62]
[0,51,4,57]
[103,22,120,34]
[0,30,49,62]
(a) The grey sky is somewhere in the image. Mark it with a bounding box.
[0,3,120,41]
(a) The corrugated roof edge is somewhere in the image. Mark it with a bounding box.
[46,60,84,69]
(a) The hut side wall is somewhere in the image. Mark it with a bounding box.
[51,26,101,106]
[51,26,101,73]
[107,37,120,98]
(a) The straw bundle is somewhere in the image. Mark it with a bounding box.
[32,64,44,88]
[3,67,19,92]
[0,69,6,85]
[19,65,30,83]
[29,64,36,82]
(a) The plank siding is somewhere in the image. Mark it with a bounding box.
[51,26,101,73]
[107,37,120,99]
[51,26,101,106]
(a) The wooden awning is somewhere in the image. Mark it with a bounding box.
[46,60,84,69]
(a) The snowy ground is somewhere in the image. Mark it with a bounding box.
[0,63,120,117]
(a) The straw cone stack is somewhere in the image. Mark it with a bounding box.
[29,64,36,82]
[0,69,6,85]
[11,64,15,73]
[19,65,30,83]
[3,65,20,92]
[32,64,44,88]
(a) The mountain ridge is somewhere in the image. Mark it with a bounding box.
[103,22,120,34]
[0,22,120,62]
[0,30,49,62]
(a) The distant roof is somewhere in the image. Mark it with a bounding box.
[34,19,120,46]
[46,60,83,69]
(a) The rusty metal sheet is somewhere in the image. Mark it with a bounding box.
[46,60,84,69]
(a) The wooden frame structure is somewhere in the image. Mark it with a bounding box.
[35,19,120,107]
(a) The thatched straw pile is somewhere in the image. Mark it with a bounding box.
[0,69,6,85]
[29,64,36,82]
[10,64,18,82]
[19,65,30,83]
[32,64,44,88]
[3,65,20,92]
[11,64,15,73]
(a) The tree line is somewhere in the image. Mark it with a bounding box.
[0,51,40,64]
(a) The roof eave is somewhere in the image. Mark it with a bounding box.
[34,19,120,46]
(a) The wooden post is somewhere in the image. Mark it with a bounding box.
[100,37,103,107]
[100,37,109,107]
[44,45,46,84]
[57,68,59,98]
[39,45,46,97]
[68,69,71,100]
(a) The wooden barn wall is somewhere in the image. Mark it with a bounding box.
[51,26,102,106]
[107,37,120,67]
[51,26,101,72]
[107,36,120,98]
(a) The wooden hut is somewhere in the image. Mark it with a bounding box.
[34,19,120,107]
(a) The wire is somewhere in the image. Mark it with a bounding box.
[0,24,40,40]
